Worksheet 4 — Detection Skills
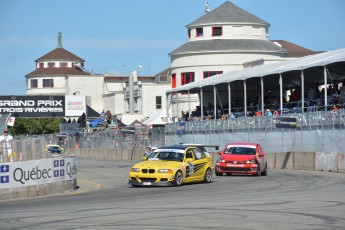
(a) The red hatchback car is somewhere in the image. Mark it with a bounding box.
[215,142,267,176]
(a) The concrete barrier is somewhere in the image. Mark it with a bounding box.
[315,152,338,172]
[67,148,345,174]
[0,156,77,200]
[293,152,315,170]
[338,154,345,173]
[275,152,294,169]
[265,153,275,169]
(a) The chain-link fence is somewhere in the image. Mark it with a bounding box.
[165,110,345,134]
[0,127,165,162]
[165,110,345,153]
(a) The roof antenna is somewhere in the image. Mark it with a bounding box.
[205,1,210,14]
[57,32,63,48]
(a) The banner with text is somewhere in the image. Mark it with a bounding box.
[0,96,86,117]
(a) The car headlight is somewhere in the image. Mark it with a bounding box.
[131,168,140,172]
[158,169,173,173]
[246,159,255,164]
[217,158,225,163]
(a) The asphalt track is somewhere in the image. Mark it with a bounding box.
[1,159,345,230]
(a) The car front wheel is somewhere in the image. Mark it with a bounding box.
[204,168,212,183]
[215,166,223,176]
[255,164,261,177]
[174,170,183,186]
[261,163,268,176]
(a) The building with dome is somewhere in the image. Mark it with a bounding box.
[167,1,318,118]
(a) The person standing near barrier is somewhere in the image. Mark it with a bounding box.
[144,146,152,158]
[0,131,14,162]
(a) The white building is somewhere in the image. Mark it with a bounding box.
[167,1,318,118]
[25,2,318,124]
[25,33,171,125]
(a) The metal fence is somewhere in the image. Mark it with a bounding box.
[0,127,165,162]
[165,110,345,134]
[165,110,345,153]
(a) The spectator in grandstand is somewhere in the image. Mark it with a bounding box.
[265,109,273,116]
[100,110,105,117]
[290,88,301,102]
[105,110,112,124]
[221,114,228,120]
[333,105,339,112]
[273,110,280,116]
[340,80,345,96]
[229,112,236,119]
[328,84,337,96]
[307,86,317,106]
[255,111,262,117]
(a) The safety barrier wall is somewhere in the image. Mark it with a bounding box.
[68,148,345,174]
[0,156,77,200]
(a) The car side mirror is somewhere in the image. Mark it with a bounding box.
[185,158,193,163]
[217,151,223,155]
[142,156,147,161]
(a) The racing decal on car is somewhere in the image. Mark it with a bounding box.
[188,162,194,176]
[185,162,206,177]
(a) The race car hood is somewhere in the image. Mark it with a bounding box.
[220,154,256,162]
[133,160,180,169]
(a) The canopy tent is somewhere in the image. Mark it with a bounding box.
[167,48,345,94]
[166,48,345,119]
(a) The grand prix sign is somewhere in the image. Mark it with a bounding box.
[0,96,86,117]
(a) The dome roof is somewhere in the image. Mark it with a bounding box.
[187,1,269,27]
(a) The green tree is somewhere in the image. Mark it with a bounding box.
[8,118,61,135]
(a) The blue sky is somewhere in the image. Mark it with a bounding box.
[1,0,344,95]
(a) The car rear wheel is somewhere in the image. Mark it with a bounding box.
[174,170,183,186]
[203,168,212,183]
[261,163,268,176]
[215,166,223,176]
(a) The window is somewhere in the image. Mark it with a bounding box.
[171,74,176,88]
[181,72,194,85]
[196,28,203,37]
[188,29,191,38]
[48,62,55,68]
[31,79,38,88]
[212,27,222,36]
[193,148,205,160]
[203,71,223,79]
[60,62,68,68]
[38,63,44,68]
[156,96,162,109]
[43,79,54,88]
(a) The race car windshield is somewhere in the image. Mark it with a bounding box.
[148,151,184,162]
[224,147,256,155]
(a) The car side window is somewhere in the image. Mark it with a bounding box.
[186,149,194,159]
[193,148,204,160]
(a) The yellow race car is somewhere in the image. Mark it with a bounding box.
[129,145,213,187]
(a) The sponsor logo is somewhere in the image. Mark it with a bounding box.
[13,166,52,184]
[0,164,10,184]
[53,159,65,177]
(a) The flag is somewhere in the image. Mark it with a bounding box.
[7,117,15,126]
